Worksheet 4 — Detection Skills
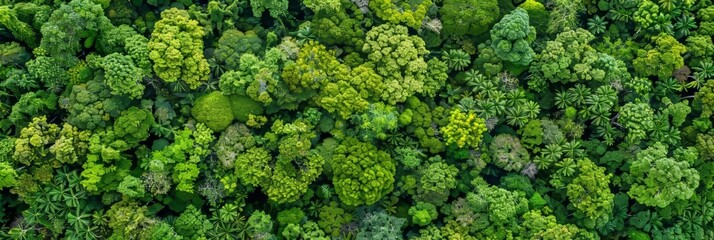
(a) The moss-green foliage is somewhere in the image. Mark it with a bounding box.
[629,143,699,208]
[62,80,130,130]
[101,53,145,99]
[213,29,263,69]
[518,0,549,34]
[490,8,536,67]
[362,24,432,104]
[0,6,37,48]
[369,0,432,29]
[442,108,487,149]
[148,8,209,89]
[308,0,365,48]
[332,137,395,206]
[633,34,687,79]
[4,1,714,239]
[529,28,630,91]
[250,0,288,19]
[440,0,499,37]
[114,107,154,144]
[191,91,234,132]
[38,0,109,57]
[228,94,264,122]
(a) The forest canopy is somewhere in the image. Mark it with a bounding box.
[2,0,714,239]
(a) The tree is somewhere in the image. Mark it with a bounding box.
[409,202,438,226]
[619,102,655,143]
[547,0,584,35]
[250,0,288,19]
[101,53,145,99]
[149,124,214,193]
[529,28,629,91]
[38,0,110,57]
[213,29,263,70]
[362,24,433,104]
[355,209,406,240]
[369,0,432,29]
[415,159,458,206]
[247,210,275,239]
[106,200,151,238]
[490,8,536,67]
[318,201,353,237]
[191,91,234,132]
[114,107,154,144]
[439,0,499,37]
[519,0,549,34]
[124,34,152,75]
[232,119,324,203]
[697,79,714,116]
[96,25,138,55]
[332,137,395,206]
[566,158,614,229]
[686,35,714,63]
[629,143,700,208]
[0,161,17,189]
[442,108,487,149]
[633,0,673,36]
[218,47,287,107]
[148,8,210,89]
[466,183,529,225]
[490,134,530,172]
[0,6,37,48]
[117,175,146,198]
[62,80,130,130]
[307,0,366,48]
[521,209,598,239]
[633,34,686,79]
[174,205,211,239]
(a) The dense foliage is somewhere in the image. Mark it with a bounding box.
[2,0,714,239]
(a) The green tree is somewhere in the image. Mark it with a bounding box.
[490,134,530,172]
[250,0,288,19]
[567,158,614,229]
[355,209,406,240]
[467,183,529,225]
[439,0,499,37]
[191,91,234,132]
[148,8,210,89]
[442,108,487,149]
[619,102,655,143]
[233,119,324,203]
[519,0,549,34]
[529,28,629,91]
[213,29,263,70]
[247,210,275,239]
[629,143,700,208]
[697,79,714,116]
[0,161,17,189]
[101,53,145,99]
[490,8,536,67]
[318,201,353,237]
[415,158,458,206]
[409,202,438,226]
[113,107,154,144]
[38,0,110,56]
[174,205,211,239]
[633,34,686,79]
[62,80,130,130]
[521,209,598,239]
[332,137,395,206]
[0,6,37,48]
[369,0,432,29]
[362,24,433,104]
